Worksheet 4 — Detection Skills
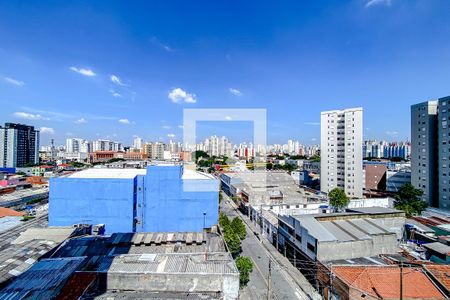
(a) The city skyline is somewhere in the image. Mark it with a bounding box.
[2,1,450,145]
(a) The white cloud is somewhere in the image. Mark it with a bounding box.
[229,88,242,96]
[40,127,55,134]
[110,75,127,86]
[386,130,399,135]
[311,138,317,142]
[69,66,96,77]
[150,37,174,52]
[75,118,87,124]
[225,116,232,120]
[168,88,197,104]
[13,112,48,120]
[4,77,25,86]
[119,118,131,124]
[162,125,171,129]
[109,89,122,98]
[365,0,391,8]
[178,125,184,129]
[167,133,176,138]
[304,122,320,126]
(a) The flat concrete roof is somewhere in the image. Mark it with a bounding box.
[66,168,214,180]
[68,168,147,179]
[182,169,215,180]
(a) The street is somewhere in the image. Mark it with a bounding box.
[220,193,312,300]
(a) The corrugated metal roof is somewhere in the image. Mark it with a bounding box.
[99,253,237,275]
[295,215,396,243]
[297,216,336,242]
[0,216,23,234]
[0,257,86,300]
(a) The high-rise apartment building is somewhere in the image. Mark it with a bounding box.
[92,139,123,152]
[143,142,165,160]
[320,107,363,198]
[411,100,438,207]
[0,123,39,168]
[66,138,90,154]
[133,137,144,150]
[438,97,450,208]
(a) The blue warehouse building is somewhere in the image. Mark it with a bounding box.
[49,165,219,233]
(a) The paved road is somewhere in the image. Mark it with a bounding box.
[220,194,309,300]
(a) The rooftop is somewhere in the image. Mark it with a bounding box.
[67,168,147,179]
[424,264,450,293]
[0,207,25,218]
[0,257,86,299]
[288,214,397,242]
[98,252,237,275]
[64,167,215,180]
[333,265,445,299]
[423,242,450,255]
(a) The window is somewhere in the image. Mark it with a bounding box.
[307,242,316,253]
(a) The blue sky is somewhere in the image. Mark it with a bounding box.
[1,0,450,146]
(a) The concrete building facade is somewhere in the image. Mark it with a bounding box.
[49,165,219,233]
[411,100,438,206]
[320,107,363,198]
[438,96,450,209]
[0,123,39,168]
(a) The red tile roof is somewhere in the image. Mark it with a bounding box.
[424,264,450,291]
[332,265,445,299]
[0,206,25,217]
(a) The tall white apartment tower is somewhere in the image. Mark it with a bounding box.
[320,107,363,198]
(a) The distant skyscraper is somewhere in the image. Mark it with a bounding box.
[411,100,438,207]
[133,137,144,150]
[0,123,39,167]
[66,138,90,154]
[92,139,123,152]
[320,107,363,198]
[202,135,232,157]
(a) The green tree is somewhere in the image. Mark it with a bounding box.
[231,217,247,240]
[219,212,230,228]
[394,183,427,217]
[194,150,209,162]
[69,161,85,168]
[235,256,253,287]
[224,231,241,256]
[328,188,349,212]
[311,155,320,162]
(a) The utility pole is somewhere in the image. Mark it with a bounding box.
[400,262,403,300]
[267,260,272,300]
[260,205,263,235]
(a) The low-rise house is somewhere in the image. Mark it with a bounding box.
[32,165,54,176]
[319,265,445,300]
[278,207,405,284]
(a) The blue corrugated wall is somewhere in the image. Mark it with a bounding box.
[49,165,219,233]
[49,177,135,233]
[143,165,219,232]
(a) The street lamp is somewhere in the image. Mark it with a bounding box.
[203,212,207,229]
